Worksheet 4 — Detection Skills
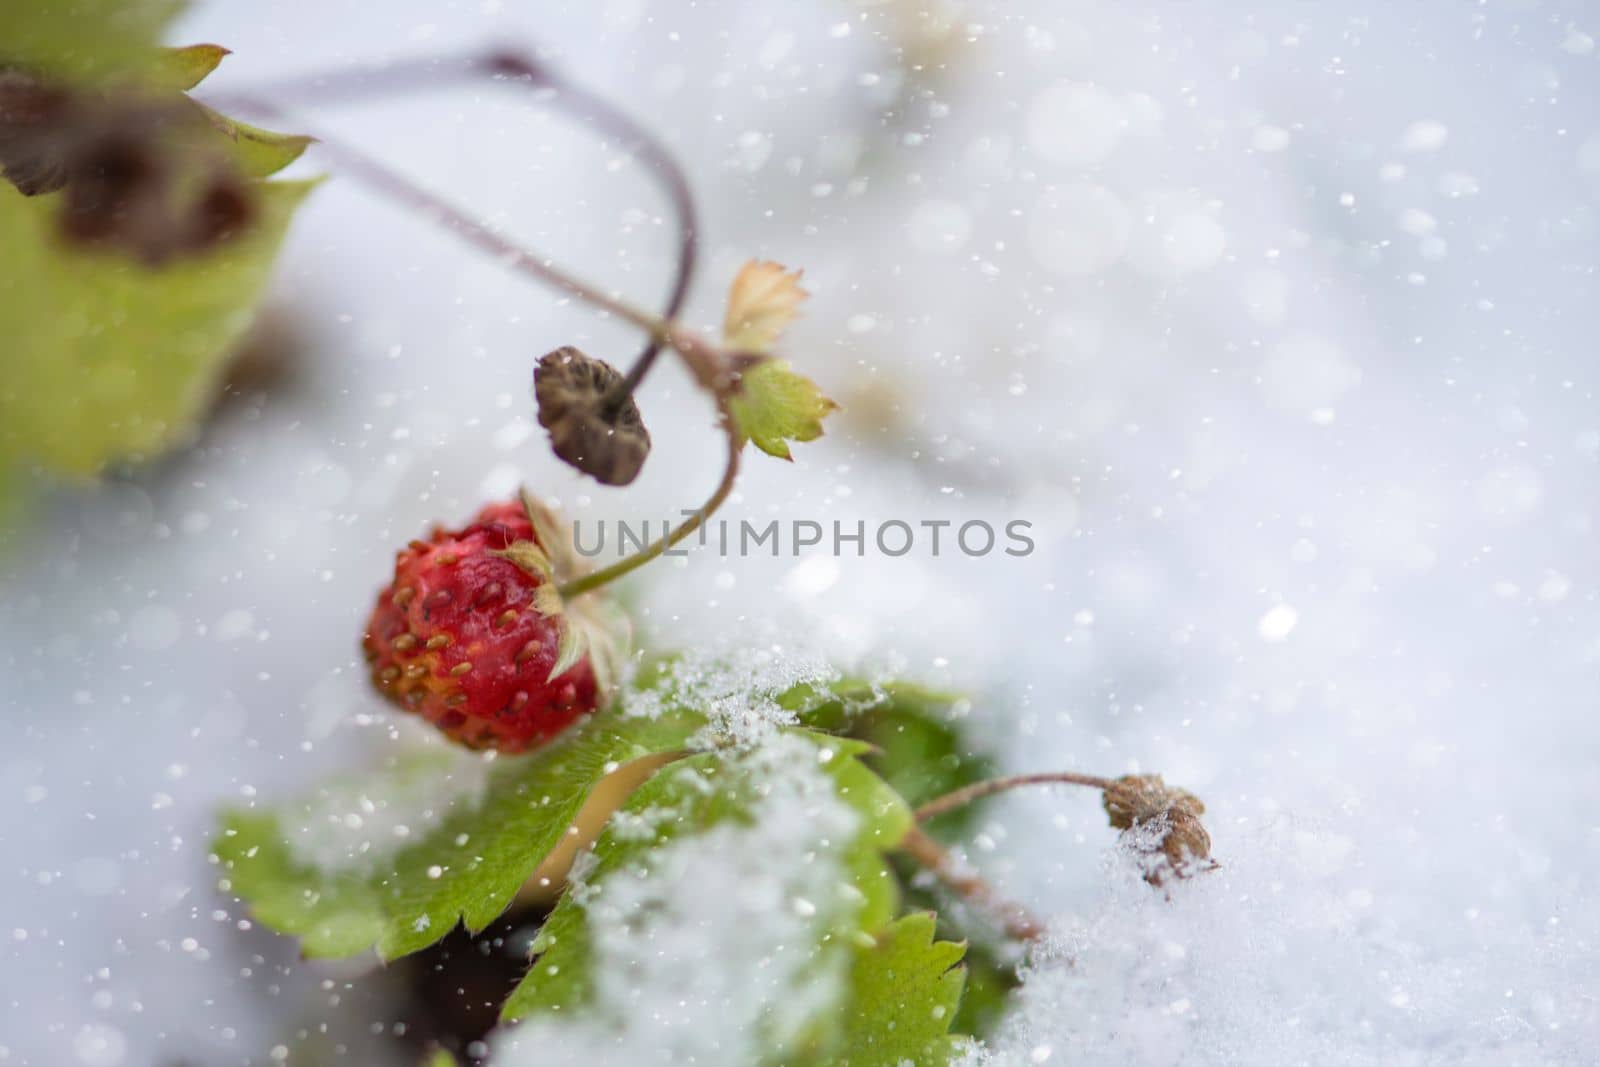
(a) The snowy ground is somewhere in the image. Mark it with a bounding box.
[2,1,1598,1064]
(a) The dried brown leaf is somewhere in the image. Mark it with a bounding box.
[722,259,808,353]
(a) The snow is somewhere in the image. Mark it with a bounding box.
[2,0,1598,1064]
[493,734,862,1066]
[279,746,495,875]
[622,643,839,750]
[967,819,1600,1066]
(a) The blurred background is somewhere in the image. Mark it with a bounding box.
[2,1,1597,1063]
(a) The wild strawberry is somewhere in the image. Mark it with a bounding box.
[363,495,622,752]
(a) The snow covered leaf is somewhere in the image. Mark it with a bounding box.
[496,730,913,1064]
[729,359,839,460]
[213,702,702,959]
[791,680,996,830]
[723,259,807,353]
[828,912,970,1067]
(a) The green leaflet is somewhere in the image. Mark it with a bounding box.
[729,358,839,461]
[151,43,231,91]
[195,103,316,178]
[828,912,970,1067]
[498,730,913,1065]
[214,703,701,959]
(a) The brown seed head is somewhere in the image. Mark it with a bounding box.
[534,346,651,486]
[1102,773,1214,885]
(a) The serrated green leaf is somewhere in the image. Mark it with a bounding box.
[729,359,839,460]
[152,43,230,91]
[213,702,701,960]
[499,729,912,1065]
[0,177,315,479]
[827,912,970,1067]
[195,104,315,178]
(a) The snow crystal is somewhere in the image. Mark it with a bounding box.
[622,644,838,749]
[1255,604,1299,643]
[281,750,494,874]
[493,733,861,1066]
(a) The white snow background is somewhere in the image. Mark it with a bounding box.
[2,1,1598,1064]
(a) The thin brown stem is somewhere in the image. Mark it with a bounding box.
[915,771,1115,823]
[556,409,742,600]
[212,51,746,601]
[204,48,698,392]
[899,825,1044,943]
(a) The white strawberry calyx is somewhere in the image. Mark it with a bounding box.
[492,489,630,694]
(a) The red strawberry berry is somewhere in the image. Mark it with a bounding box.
[363,499,600,752]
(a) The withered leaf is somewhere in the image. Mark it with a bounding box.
[722,259,808,353]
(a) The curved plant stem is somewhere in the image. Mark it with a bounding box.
[215,51,748,600]
[556,411,742,600]
[252,113,668,334]
[205,48,697,393]
[915,771,1115,823]
[899,825,1044,943]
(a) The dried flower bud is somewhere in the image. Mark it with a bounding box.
[1103,773,1214,886]
[534,346,651,486]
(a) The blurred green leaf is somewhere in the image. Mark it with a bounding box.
[0,6,315,524]
[0,0,184,84]
[195,103,315,178]
[151,43,230,90]
[214,699,701,960]
[0,177,315,479]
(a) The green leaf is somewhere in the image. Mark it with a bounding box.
[729,359,839,460]
[788,680,997,835]
[499,730,912,1064]
[0,178,316,479]
[0,0,184,84]
[152,43,231,91]
[829,912,970,1067]
[0,5,316,527]
[196,104,316,178]
[213,702,701,960]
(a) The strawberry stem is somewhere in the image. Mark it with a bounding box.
[556,409,742,600]
[213,50,749,599]
[914,771,1115,823]
[898,825,1045,943]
